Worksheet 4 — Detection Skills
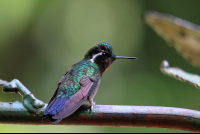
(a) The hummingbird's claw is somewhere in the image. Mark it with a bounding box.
[87,101,96,114]
[91,101,96,109]
[87,108,92,114]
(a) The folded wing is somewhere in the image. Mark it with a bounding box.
[43,75,94,124]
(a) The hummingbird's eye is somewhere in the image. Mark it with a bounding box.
[102,52,109,58]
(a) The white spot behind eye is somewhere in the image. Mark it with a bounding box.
[90,52,102,63]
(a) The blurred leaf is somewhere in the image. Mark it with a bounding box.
[143,10,200,68]
[161,60,200,88]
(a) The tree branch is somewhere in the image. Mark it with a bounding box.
[0,79,45,113]
[0,103,200,132]
[1,79,200,132]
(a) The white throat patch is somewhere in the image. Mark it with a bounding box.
[90,52,102,63]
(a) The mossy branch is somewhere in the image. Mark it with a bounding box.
[0,79,200,132]
[0,79,45,113]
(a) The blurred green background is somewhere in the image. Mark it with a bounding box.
[0,0,199,132]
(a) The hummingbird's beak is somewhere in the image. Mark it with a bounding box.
[115,56,138,59]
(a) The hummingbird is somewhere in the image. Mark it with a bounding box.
[42,42,138,124]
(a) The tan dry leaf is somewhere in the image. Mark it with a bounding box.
[143,11,200,68]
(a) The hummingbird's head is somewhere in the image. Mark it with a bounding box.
[84,42,138,74]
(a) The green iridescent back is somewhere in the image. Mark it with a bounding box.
[56,59,100,99]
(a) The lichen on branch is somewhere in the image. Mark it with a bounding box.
[0,79,45,114]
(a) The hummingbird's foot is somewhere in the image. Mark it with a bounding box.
[87,99,96,114]
[87,108,91,114]
[91,101,96,109]
[87,102,96,114]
